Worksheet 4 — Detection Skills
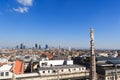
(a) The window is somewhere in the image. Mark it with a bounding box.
[5,72,9,76]
[68,69,71,72]
[1,72,4,76]
[82,67,84,70]
[43,71,45,73]
[110,76,114,80]
[61,69,64,72]
[110,76,112,79]
[74,68,76,71]
[53,70,56,73]
[48,71,50,73]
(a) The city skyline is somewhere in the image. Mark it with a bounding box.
[0,0,120,49]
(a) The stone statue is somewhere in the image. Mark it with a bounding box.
[90,28,94,40]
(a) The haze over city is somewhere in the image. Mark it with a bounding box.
[0,0,120,49]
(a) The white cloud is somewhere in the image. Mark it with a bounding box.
[17,0,33,6]
[13,7,28,13]
[12,0,33,13]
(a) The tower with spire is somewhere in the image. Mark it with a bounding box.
[90,28,97,80]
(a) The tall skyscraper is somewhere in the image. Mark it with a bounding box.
[90,28,97,80]
[20,43,23,49]
[23,45,25,49]
[45,44,48,50]
[39,45,41,50]
[35,43,38,49]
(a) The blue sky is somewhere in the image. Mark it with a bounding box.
[0,0,120,49]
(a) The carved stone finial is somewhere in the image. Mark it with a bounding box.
[90,28,94,40]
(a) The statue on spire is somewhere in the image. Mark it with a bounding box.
[90,28,94,40]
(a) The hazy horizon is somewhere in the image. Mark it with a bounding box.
[0,0,120,49]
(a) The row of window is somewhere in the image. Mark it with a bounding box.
[107,76,115,80]
[42,68,85,74]
[108,72,120,75]
[0,72,9,76]
[107,76,120,80]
